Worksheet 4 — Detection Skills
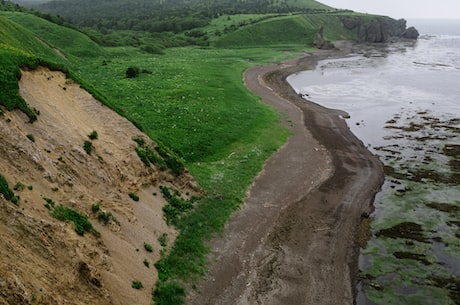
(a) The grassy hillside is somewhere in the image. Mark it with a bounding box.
[215,14,319,48]
[215,12,389,48]
[1,11,104,58]
[0,14,67,121]
[33,0,333,27]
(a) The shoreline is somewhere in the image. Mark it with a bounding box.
[188,48,384,305]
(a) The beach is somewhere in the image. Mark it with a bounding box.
[188,49,384,305]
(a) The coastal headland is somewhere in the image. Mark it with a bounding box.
[188,48,385,304]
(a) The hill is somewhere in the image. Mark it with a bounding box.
[33,0,332,31]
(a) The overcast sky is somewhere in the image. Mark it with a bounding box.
[319,0,460,19]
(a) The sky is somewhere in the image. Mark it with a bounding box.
[318,0,460,19]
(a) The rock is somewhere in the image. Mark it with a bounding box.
[402,26,420,39]
[78,262,102,288]
[342,17,359,30]
[314,26,334,49]
[341,16,419,43]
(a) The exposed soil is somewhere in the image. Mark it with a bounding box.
[188,48,384,304]
[0,67,199,305]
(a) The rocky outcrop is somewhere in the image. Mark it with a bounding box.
[314,26,334,49]
[341,16,419,42]
[402,26,420,39]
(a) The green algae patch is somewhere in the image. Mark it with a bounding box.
[360,109,460,305]
[392,251,432,266]
[428,277,460,305]
[426,202,460,213]
[376,222,428,243]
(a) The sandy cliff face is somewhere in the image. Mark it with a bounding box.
[0,67,198,305]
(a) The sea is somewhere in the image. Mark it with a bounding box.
[287,19,460,305]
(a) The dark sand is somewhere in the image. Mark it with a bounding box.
[188,48,384,305]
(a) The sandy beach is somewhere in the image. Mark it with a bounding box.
[188,49,384,305]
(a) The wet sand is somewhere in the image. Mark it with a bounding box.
[188,49,384,305]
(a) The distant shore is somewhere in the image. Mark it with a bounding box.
[188,47,384,305]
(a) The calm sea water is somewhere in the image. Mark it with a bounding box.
[288,20,460,305]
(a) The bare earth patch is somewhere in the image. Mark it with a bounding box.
[188,50,384,305]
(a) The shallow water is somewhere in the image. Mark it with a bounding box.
[288,22,460,305]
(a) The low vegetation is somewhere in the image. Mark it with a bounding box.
[97,211,118,225]
[158,233,168,247]
[160,186,196,225]
[88,130,98,140]
[131,280,143,289]
[128,192,139,202]
[144,242,153,253]
[0,173,17,203]
[45,198,99,237]
[83,140,92,154]
[26,133,35,142]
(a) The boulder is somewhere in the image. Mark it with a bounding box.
[402,26,420,39]
[314,26,334,49]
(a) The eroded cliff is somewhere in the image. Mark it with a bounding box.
[0,67,199,305]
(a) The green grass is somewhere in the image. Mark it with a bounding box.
[214,15,318,48]
[0,11,104,60]
[75,46,294,163]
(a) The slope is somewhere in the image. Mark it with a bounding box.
[0,14,199,305]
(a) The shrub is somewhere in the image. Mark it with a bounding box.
[160,186,195,225]
[133,137,167,169]
[155,145,184,176]
[50,204,99,237]
[144,242,153,252]
[143,259,150,268]
[158,233,168,247]
[129,192,139,202]
[0,174,15,201]
[88,130,98,140]
[132,136,145,146]
[43,197,55,210]
[11,196,19,205]
[13,182,25,191]
[126,66,140,78]
[97,211,118,225]
[26,134,35,142]
[140,44,165,54]
[132,281,143,289]
[83,140,92,154]
[91,203,100,212]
